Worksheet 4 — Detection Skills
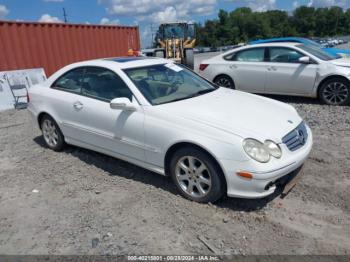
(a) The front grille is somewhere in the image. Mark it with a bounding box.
[282,121,308,151]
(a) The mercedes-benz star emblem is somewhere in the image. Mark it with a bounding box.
[296,129,305,145]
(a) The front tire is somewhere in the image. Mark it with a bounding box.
[41,115,65,151]
[214,75,235,89]
[170,147,225,203]
[319,78,350,106]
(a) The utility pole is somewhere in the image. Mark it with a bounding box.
[335,11,339,36]
[63,8,68,23]
[150,23,154,48]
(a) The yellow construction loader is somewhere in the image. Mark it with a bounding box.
[154,22,196,69]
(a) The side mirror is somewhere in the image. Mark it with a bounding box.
[110,97,136,111]
[298,56,311,64]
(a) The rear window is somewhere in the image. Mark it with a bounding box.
[225,48,265,62]
[52,68,84,94]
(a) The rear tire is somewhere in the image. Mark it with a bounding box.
[214,75,235,89]
[40,115,65,151]
[318,78,350,106]
[170,147,225,203]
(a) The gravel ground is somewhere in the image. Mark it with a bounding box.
[0,96,349,255]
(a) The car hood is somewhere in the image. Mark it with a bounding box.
[330,57,350,67]
[157,88,302,143]
[325,47,350,56]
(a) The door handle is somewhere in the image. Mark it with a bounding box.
[73,101,83,110]
[271,66,277,71]
[229,65,237,69]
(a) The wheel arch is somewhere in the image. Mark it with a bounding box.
[317,75,350,97]
[213,74,235,88]
[164,141,228,191]
[37,112,56,130]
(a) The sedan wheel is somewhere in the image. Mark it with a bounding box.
[41,115,65,151]
[214,75,235,89]
[319,79,350,106]
[42,119,59,147]
[175,156,212,198]
[170,147,225,203]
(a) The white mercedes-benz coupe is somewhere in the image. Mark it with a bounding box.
[199,42,350,106]
[28,57,312,203]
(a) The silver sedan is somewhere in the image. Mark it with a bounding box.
[199,42,350,106]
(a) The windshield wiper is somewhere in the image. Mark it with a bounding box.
[158,88,216,105]
[182,88,216,100]
[194,89,216,96]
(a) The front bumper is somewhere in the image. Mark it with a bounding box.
[220,125,313,199]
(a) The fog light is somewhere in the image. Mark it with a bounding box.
[236,171,253,180]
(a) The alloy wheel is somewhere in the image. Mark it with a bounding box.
[322,82,349,105]
[42,119,59,147]
[175,156,212,198]
[215,77,233,88]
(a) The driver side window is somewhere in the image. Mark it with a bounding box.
[269,47,304,63]
[81,67,133,102]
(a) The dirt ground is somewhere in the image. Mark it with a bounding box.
[0,97,349,255]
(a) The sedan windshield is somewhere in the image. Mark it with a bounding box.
[297,44,337,61]
[124,64,217,105]
[304,39,322,48]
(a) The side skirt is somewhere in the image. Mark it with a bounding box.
[65,137,166,176]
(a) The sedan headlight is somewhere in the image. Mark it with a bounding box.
[243,138,282,163]
[242,139,270,163]
[264,140,282,159]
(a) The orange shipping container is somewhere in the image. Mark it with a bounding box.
[0,21,140,76]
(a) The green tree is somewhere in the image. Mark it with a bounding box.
[293,6,316,36]
[195,5,349,47]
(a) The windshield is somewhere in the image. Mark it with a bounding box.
[163,25,185,39]
[124,64,217,105]
[297,44,337,61]
[304,39,322,48]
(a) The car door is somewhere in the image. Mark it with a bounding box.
[75,67,145,161]
[54,66,145,161]
[225,47,267,93]
[264,47,318,95]
[50,67,87,139]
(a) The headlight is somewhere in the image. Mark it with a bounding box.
[264,140,282,159]
[243,139,282,163]
[242,139,270,163]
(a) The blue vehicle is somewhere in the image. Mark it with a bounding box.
[250,37,350,57]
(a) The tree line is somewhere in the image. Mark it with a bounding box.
[196,6,350,47]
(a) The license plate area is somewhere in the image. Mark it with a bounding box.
[280,165,304,198]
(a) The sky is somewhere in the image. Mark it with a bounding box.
[0,0,349,47]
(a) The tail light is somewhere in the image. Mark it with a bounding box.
[199,64,209,71]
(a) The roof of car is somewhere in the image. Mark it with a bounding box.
[77,56,170,69]
[244,42,301,48]
[215,42,302,58]
[48,56,171,80]
[104,57,158,63]
[249,37,309,45]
